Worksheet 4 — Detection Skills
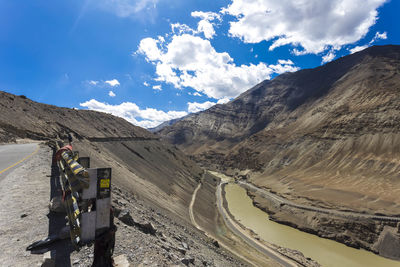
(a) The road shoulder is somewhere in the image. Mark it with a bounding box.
[0,144,51,266]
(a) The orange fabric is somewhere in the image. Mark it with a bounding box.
[55,144,73,161]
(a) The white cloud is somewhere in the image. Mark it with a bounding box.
[349,45,369,54]
[348,31,388,54]
[197,20,216,39]
[191,11,221,21]
[369,31,387,44]
[152,85,162,91]
[191,11,221,39]
[137,38,162,61]
[80,99,187,129]
[321,51,336,64]
[108,91,116,97]
[170,12,221,40]
[171,23,196,36]
[143,81,150,86]
[189,92,202,97]
[157,35,165,43]
[138,33,299,100]
[223,0,388,54]
[187,101,216,113]
[89,80,99,85]
[217,97,231,104]
[277,59,294,65]
[96,0,158,18]
[268,61,298,74]
[105,79,120,87]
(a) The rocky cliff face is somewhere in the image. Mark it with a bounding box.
[159,45,400,215]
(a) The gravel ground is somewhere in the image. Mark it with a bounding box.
[69,185,246,266]
[0,143,246,266]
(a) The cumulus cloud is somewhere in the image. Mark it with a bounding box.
[277,59,294,65]
[186,98,231,114]
[80,99,187,129]
[105,79,120,87]
[223,0,387,54]
[348,31,388,54]
[152,85,162,91]
[137,38,162,61]
[369,31,388,44]
[108,90,116,97]
[321,51,336,64]
[191,11,221,39]
[171,23,196,36]
[217,97,231,104]
[187,101,216,113]
[169,12,221,40]
[143,81,150,86]
[138,33,298,99]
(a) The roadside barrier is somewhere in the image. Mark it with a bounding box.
[55,141,115,265]
[26,137,115,266]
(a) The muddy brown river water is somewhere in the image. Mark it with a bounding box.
[225,183,400,267]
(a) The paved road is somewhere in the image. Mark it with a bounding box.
[0,143,39,181]
[216,182,297,267]
[239,181,400,222]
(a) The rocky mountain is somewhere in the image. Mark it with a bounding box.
[148,117,186,133]
[2,90,283,265]
[158,45,400,216]
[0,90,205,221]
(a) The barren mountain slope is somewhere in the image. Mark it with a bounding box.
[159,45,400,215]
[159,46,396,153]
[0,91,152,142]
[0,91,204,220]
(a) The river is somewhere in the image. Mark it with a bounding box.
[224,183,400,267]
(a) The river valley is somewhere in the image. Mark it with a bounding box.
[224,183,400,267]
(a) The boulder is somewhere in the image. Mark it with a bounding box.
[118,210,135,226]
[373,226,400,260]
[49,196,65,213]
[113,255,130,267]
[181,257,194,266]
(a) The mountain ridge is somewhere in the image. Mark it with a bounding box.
[159,45,400,151]
[158,45,400,215]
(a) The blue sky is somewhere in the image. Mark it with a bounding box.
[1,0,399,128]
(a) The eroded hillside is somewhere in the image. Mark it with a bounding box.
[158,45,400,215]
[0,91,204,220]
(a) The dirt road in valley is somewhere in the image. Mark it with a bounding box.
[189,182,202,230]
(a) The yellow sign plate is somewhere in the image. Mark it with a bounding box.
[99,178,110,188]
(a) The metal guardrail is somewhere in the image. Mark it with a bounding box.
[25,136,116,266]
[56,144,88,248]
[55,139,115,265]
